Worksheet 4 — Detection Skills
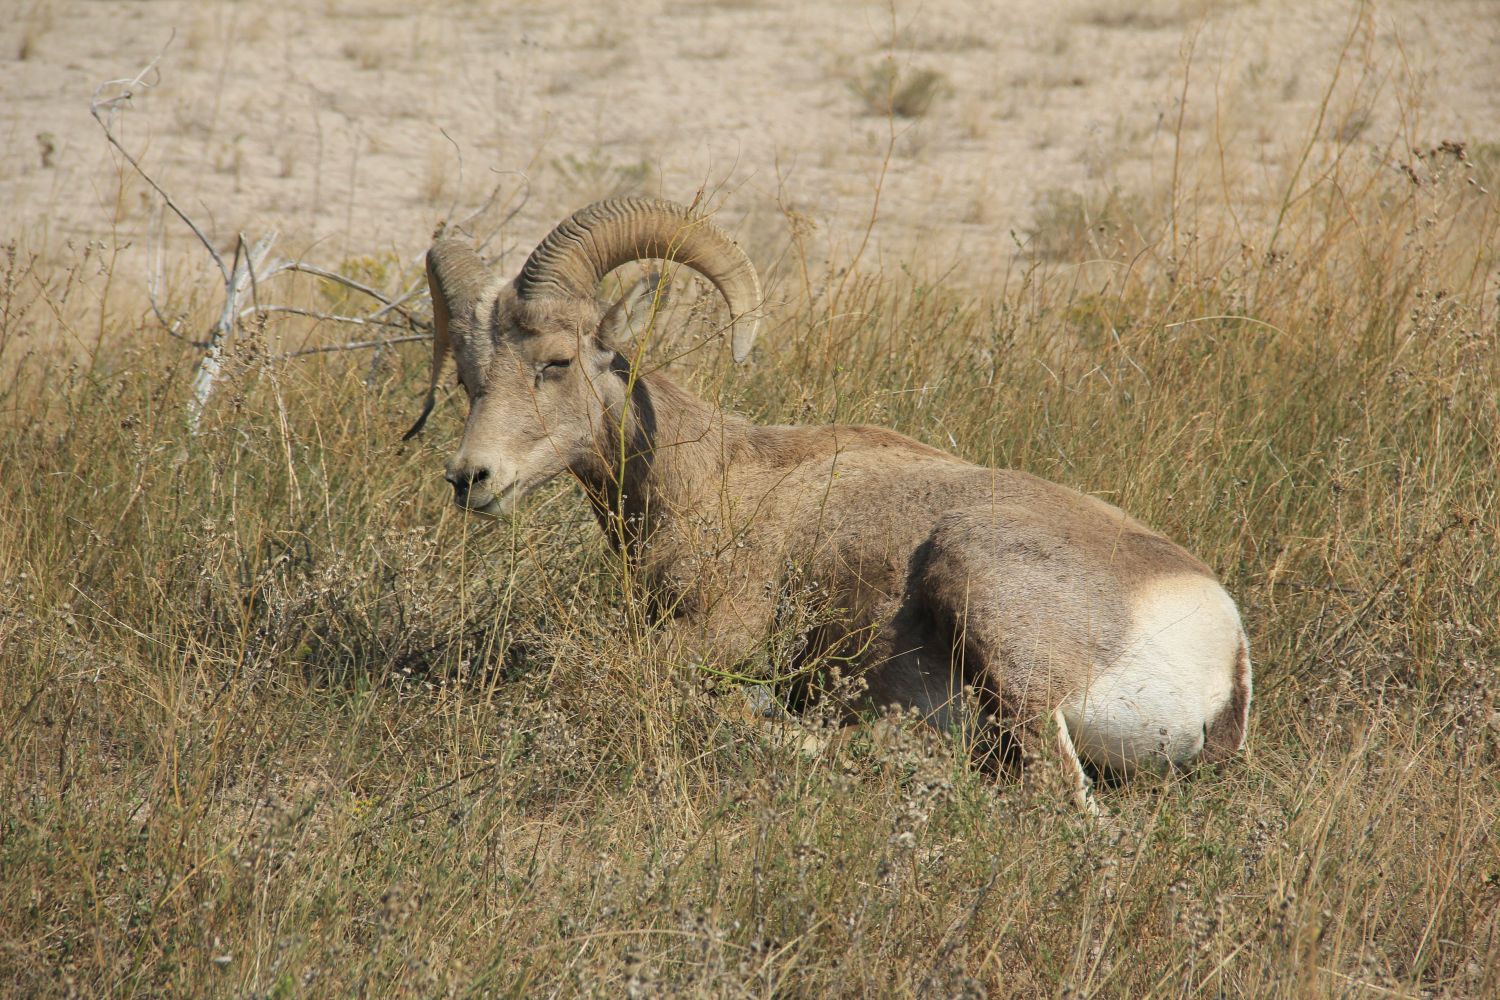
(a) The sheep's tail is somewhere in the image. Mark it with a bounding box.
[1201,632,1251,763]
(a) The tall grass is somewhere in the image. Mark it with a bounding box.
[3,113,1499,997]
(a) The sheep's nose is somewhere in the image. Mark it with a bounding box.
[445,465,490,504]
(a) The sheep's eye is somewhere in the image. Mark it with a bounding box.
[538,359,571,381]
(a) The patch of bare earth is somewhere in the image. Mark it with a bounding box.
[1,0,1496,281]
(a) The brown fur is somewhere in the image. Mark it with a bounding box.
[566,368,1233,735]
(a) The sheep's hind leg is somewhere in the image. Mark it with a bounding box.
[1014,708,1102,817]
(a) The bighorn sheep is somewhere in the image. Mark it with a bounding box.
[406,198,1251,805]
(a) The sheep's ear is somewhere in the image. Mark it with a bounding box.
[597,271,668,351]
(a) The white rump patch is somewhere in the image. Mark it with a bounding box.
[1061,574,1243,775]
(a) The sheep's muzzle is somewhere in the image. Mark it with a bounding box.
[445,467,513,517]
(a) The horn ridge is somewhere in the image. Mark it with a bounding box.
[516,197,763,362]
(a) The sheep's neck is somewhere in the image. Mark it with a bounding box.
[575,369,743,557]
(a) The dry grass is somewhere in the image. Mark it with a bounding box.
[1024,186,1157,261]
[3,73,1500,1000]
[551,151,653,204]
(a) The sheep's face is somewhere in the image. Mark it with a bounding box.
[413,199,761,515]
[443,293,628,516]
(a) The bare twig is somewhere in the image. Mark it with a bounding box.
[271,261,395,307]
[144,206,207,345]
[244,305,417,330]
[370,276,429,321]
[468,175,529,251]
[90,36,229,283]
[276,334,429,360]
[448,172,530,258]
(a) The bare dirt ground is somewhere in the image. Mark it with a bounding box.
[2,0,1497,296]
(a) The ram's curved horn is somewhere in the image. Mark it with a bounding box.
[515,197,762,362]
[404,240,489,440]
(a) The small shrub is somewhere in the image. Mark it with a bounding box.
[1024,186,1153,261]
[851,59,950,119]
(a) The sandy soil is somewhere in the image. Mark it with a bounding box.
[1,0,1496,283]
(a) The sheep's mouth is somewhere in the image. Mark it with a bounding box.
[458,481,518,518]
[456,469,562,518]
[472,491,517,517]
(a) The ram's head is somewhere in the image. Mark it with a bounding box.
[405,198,761,514]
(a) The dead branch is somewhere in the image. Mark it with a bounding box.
[271,261,396,307]
[245,306,418,330]
[91,50,529,433]
[189,231,279,432]
[277,334,429,360]
[90,36,228,283]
